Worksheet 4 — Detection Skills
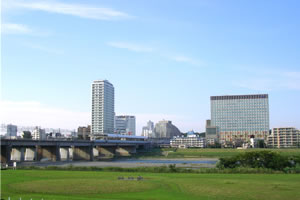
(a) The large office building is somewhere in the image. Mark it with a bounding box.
[115,115,136,135]
[210,94,269,144]
[91,80,115,136]
[267,127,300,148]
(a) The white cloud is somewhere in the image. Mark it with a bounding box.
[1,22,51,36]
[234,79,275,91]
[23,42,64,55]
[0,100,90,130]
[235,78,300,91]
[107,41,204,67]
[4,0,132,20]
[107,42,153,52]
[170,55,201,66]
[1,23,32,34]
[283,71,300,79]
[234,67,300,91]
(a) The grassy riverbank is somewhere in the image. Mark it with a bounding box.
[2,170,300,200]
[136,148,300,159]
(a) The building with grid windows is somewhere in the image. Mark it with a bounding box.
[170,131,206,148]
[115,115,136,135]
[91,80,115,136]
[267,127,300,148]
[210,94,269,144]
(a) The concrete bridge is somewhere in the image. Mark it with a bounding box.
[0,139,150,163]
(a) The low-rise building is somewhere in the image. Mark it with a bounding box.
[267,127,300,148]
[78,125,91,140]
[32,127,46,140]
[115,115,136,135]
[205,120,219,146]
[170,131,206,148]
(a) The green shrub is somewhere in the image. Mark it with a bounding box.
[217,150,295,170]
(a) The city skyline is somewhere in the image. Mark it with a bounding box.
[2,0,300,135]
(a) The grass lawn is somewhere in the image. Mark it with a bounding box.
[1,170,300,200]
[137,148,300,158]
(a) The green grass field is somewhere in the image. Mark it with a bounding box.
[137,148,300,158]
[1,170,300,200]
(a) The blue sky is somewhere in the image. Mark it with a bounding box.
[1,0,300,134]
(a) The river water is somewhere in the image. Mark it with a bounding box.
[20,159,218,168]
[114,159,217,164]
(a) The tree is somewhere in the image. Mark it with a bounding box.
[22,131,32,139]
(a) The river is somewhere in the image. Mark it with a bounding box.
[19,158,218,169]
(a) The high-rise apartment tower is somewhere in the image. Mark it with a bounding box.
[91,80,115,136]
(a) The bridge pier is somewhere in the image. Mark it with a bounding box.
[98,146,115,158]
[1,145,11,163]
[56,145,61,161]
[93,147,99,158]
[36,146,57,161]
[25,147,35,161]
[116,146,136,157]
[72,146,93,161]
[0,146,6,163]
[1,139,149,163]
[60,147,70,161]
[10,147,25,161]
[69,147,73,160]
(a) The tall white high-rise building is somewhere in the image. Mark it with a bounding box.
[115,115,136,135]
[91,80,115,136]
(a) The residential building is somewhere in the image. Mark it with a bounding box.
[6,124,17,138]
[154,120,181,138]
[211,94,269,144]
[205,120,219,145]
[91,80,115,136]
[78,125,91,140]
[267,127,300,148]
[32,127,46,140]
[115,115,136,135]
[141,120,154,137]
[170,131,206,148]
